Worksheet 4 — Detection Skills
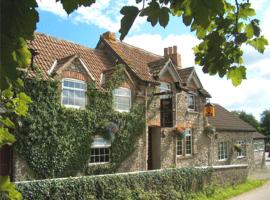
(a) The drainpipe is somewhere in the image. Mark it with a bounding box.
[145,84,149,170]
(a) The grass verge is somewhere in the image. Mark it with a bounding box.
[194,179,267,200]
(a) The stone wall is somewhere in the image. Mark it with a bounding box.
[210,164,248,185]
[211,131,254,169]
[252,139,265,169]
[159,91,209,169]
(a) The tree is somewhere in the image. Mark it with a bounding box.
[232,111,260,131]
[260,109,270,138]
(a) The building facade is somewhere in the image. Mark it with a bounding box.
[0,32,262,181]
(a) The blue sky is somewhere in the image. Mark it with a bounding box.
[36,0,270,120]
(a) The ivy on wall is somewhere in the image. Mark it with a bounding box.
[16,167,213,200]
[15,65,146,179]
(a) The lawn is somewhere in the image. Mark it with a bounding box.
[194,179,267,200]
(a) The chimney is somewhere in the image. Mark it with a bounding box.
[102,31,116,42]
[164,45,182,69]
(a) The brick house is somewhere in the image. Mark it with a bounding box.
[0,32,261,180]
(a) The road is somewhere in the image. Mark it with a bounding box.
[230,154,270,200]
[229,180,270,200]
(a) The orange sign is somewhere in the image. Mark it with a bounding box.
[204,103,216,117]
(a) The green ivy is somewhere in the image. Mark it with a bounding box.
[16,167,213,200]
[15,65,146,178]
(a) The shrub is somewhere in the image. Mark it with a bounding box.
[16,167,212,200]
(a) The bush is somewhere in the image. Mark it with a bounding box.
[16,167,212,200]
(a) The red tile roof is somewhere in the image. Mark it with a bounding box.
[28,32,114,86]
[100,36,162,83]
[208,104,256,132]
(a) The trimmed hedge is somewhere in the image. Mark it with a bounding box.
[16,168,212,200]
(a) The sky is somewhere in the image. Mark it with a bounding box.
[36,0,270,120]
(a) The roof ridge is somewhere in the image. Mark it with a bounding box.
[34,32,104,53]
[179,66,195,71]
[212,103,256,131]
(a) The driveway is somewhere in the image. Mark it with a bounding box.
[230,154,270,200]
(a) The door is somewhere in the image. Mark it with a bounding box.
[0,145,13,179]
[148,127,161,170]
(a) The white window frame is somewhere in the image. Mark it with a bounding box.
[218,141,228,161]
[176,129,192,157]
[89,136,111,165]
[61,78,87,109]
[187,93,196,111]
[113,87,131,112]
[185,129,192,156]
[236,140,246,158]
[253,140,265,151]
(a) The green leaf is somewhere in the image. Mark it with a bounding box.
[239,3,255,19]
[140,1,160,27]
[0,128,16,147]
[59,0,95,14]
[0,176,22,200]
[227,66,246,86]
[119,6,140,41]
[245,23,254,38]
[247,36,268,53]
[0,117,15,128]
[159,7,170,28]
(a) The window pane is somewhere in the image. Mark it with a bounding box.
[113,88,131,111]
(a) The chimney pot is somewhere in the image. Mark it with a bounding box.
[164,46,182,69]
[173,46,177,54]
[168,47,173,55]
[164,48,168,57]
[102,31,116,41]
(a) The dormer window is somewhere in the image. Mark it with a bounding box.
[187,94,196,110]
[113,87,131,112]
[61,79,87,108]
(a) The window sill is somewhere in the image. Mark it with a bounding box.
[187,109,199,114]
[177,155,193,160]
[218,159,228,161]
[237,156,246,159]
[88,162,110,166]
[115,109,130,113]
[62,104,85,109]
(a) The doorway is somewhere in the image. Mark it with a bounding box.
[147,127,161,170]
[0,145,13,180]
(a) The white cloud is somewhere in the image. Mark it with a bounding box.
[37,0,68,18]
[37,0,145,33]
[125,34,199,67]
[250,0,268,11]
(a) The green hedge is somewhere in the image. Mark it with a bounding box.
[16,168,212,200]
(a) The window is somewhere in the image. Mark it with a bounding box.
[253,141,265,151]
[176,129,192,156]
[187,94,196,110]
[185,129,192,155]
[90,137,111,164]
[237,141,246,158]
[62,79,87,108]
[177,137,183,156]
[160,82,173,127]
[160,82,171,99]
[113,88,131,112]
[160,98,173,127]
[218,142,228,161]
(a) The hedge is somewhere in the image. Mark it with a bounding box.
[16,167,212,200]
